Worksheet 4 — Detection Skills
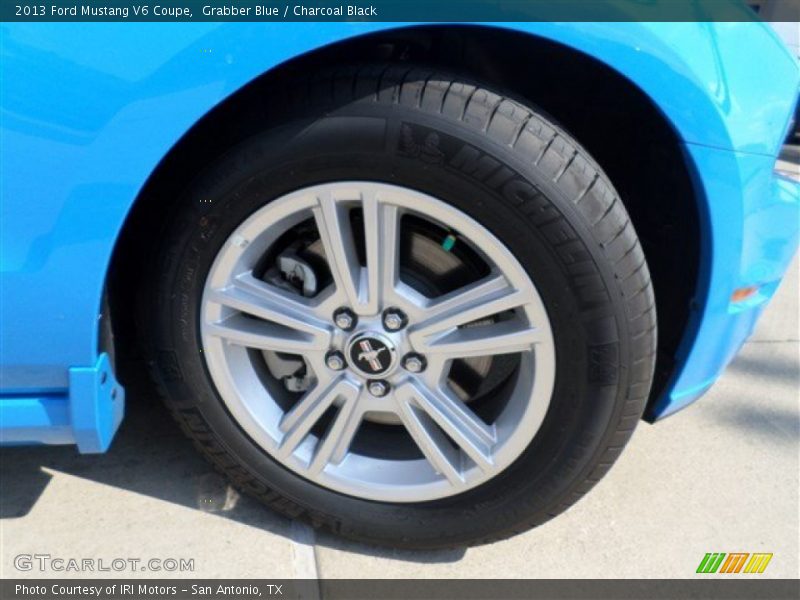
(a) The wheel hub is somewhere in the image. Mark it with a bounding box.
[346,331,398,378]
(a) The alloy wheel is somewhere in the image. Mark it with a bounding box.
[200,182,555,502]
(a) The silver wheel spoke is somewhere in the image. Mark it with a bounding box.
[277,377,356,459]
[404,381,495,473]
[309,386,365,473]
[205,314,327,353]
[363,194,401,312]
[396,392,465,486]
[207,272,329,338]
[420,319,544,359]
[314,192,362,309]
[409,274,543,359]
[410,274,534,342]
[205,271,330,352]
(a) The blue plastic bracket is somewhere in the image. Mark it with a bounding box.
[68,352,124,453]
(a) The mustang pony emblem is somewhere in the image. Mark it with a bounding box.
[358,340,387,372]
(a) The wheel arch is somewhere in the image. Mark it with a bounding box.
[107,23,711,418]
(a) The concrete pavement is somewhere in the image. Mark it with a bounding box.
[1,260,797,580]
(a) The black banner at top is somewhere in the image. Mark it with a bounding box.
[2,0,799,23]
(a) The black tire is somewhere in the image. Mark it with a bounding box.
[140,64,657,548]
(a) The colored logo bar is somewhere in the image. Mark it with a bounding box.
[697,553,773,574]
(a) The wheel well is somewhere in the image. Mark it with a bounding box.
[108,24,701,418]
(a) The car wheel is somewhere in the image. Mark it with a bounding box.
[142,65,656,548]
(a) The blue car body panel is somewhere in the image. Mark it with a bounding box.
[1,20,798,449]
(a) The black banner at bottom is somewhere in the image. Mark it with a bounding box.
[2,579,799,600]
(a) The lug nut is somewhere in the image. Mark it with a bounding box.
[402,353,426,373]
[368,380,390,397]
[333,308,357,331]
[325,351,346,371]
[382,308,408,331]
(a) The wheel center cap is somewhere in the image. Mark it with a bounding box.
[347,332,397,377]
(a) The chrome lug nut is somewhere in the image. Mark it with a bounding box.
[382,308,408,331]
[402,353,426,373]
[333,307,357,331]
[325,351,346,371]
[368,380,390,397]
